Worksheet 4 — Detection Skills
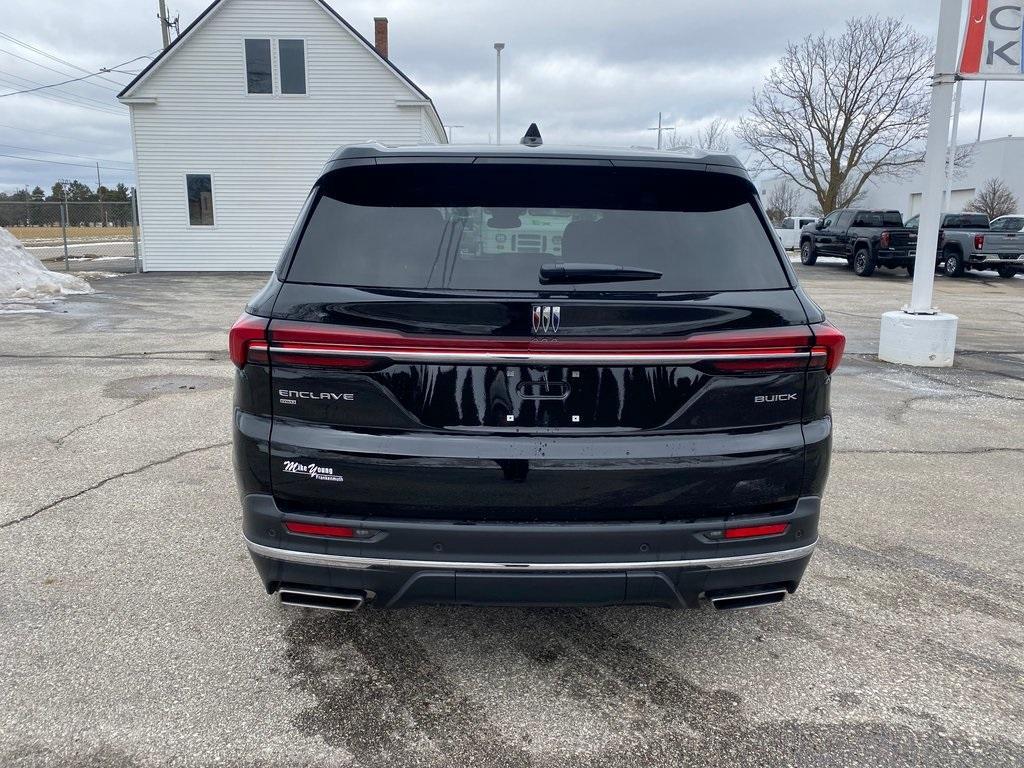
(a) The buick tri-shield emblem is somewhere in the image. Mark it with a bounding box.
[532,305,560,334]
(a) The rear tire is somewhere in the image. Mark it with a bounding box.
[997,266,1017,279]
[800,240,817,266]
[943,250,965,277]
[853,247,876,277]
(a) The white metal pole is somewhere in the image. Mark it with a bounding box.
[943,79,963,211]
[907,0,963,315]
[494,43,504,145]
[976,80,987,142]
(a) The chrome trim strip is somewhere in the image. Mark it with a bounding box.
[267,347,818,366]
[244,537,817,572]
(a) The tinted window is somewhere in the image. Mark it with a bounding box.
[279,39,306,94]
[880,211,903,226]
[245,39,272,94]
[836,210,855,229]
[991,216,1024,232]
[905,215,919,229]
[288,164,789,292]
[186,174,214,226]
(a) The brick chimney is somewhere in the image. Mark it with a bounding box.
[374,17,388,59]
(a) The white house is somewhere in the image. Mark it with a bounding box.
[859,137,1024,216]
[117,0,446,271]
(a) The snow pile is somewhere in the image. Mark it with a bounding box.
[0,227,93,300]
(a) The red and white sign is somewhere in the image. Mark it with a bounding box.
[959,0,1024,78]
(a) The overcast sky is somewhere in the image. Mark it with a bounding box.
[2,0,1023,193]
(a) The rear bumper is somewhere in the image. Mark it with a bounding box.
[875,249,914,265]
[968,254,1024,267]
[242,493,820,608]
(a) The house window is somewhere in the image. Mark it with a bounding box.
[244,39,272,94]
[279,39,306,94]
[186,174,215,226]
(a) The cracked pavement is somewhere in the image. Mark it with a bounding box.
[0,265,1022,767]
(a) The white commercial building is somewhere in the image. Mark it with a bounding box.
[860,136,1024,217]
[118,0,446,271]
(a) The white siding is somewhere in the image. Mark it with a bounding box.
[861,137,1024,216]
[127,0,445,271]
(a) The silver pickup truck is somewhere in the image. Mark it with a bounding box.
[906,212,1024,278]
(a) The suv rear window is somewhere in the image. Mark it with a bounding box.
[286,163,788,292]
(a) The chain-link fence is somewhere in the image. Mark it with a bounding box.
[0,194,141,273]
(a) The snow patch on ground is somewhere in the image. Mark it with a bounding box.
[1,227,93,300]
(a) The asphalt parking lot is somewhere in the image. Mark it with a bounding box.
[1,260,1022,767]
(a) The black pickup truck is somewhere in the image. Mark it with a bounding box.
[799,209,917,277]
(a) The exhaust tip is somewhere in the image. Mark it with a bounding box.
[709,588,787,611]
[279,588,366,613]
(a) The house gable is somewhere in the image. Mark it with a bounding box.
[117,0,444,138]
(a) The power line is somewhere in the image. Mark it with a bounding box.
[0,72,125,115]
[0,46,124,94]
[0,122,126,145]
[0,56,153,99]
[0,31,136,88]
[0,152,136,174]
[0,143,133,167]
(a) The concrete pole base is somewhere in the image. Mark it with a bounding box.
[878,311,958,367]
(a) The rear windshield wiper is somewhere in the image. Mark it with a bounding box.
[539,262,663,285]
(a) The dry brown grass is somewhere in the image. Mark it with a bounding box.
[8,226,132,243]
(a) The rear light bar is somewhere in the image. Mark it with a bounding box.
[723,523,789,539]
[255,320,846,374]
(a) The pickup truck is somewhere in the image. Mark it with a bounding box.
[906,212,1024,277]
[774,214,819,250]
[799,208,917,277]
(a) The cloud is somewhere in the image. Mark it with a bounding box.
[1,0,1022,192]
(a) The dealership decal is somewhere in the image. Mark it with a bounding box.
[282,460,344,482]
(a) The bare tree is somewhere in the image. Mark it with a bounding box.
[763,180,804,223]
[669,117,731,152]
[737,16,933,214]
[964,178,1019,220]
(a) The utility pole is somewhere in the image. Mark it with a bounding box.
[494,43,505,145]
[96,161,106,227]
[443,124,464,143]
[647,112,675,149]
[158,0,171,48]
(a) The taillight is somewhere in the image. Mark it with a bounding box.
[880,230,890,248]
[228,313,268,368]
[810,321,845,374]
[974,233,985,250]
[723,523,789,539]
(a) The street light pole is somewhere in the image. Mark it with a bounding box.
[494,43,505,145]
[647,112,676,149]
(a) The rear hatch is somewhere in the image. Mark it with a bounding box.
[258,160,839,522]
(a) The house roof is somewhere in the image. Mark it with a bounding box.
[116,0,445,136]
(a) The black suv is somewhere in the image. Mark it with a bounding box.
[231,139,844,612]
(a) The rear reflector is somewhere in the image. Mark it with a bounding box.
[723,523,789,539]
[262,320,847,373]
[285,521,357,538]
[228,313,269,368]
